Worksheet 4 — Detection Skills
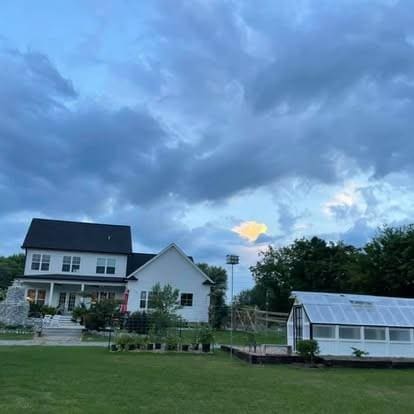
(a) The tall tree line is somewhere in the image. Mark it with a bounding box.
[0,254,25,291]
[237,225,414,312]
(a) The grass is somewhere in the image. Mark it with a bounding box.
[0,332,33,340]
[1,347,414,413]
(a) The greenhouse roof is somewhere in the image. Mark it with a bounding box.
[292,291,414,328]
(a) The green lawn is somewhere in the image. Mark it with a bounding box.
[0,332,33,340]
[1,347,414,413]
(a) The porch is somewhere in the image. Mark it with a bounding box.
[19,277,126,313]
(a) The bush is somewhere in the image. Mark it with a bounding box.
[199,326,214,345]
[28,303,56,317]
[296,339,320,363]
[83,299,120,331]
[125,311,152,334]
[72,306,88,323]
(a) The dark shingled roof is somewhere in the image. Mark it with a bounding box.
[22,218,132,255]
[18,274,127,284]
[126,253,157,275]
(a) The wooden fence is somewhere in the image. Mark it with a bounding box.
[232,307,289,332]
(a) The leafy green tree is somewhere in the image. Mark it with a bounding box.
[361,225,414,297]
[249,237,362,311]
[198,263,228,329]
[0,254,25,290]
[149,283,181,337]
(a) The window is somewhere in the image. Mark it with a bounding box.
[72,256,81,272]
[62,256,81,272]
[31,254,41,270]
[313,325,335,339]
[27,288,46,305]
[390,328,411,342]
[364,327,386,341]
[180,293,193,307]
[106,259,116,274]
[96,258,106,274]
[96,258,116,274]
[40,255,50,271]
[339,326,361,340]
[140,291,147,309]
[140,291,155,309]
[31,254,50,271]
[62,256,71,272]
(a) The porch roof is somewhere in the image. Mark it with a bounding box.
[17,274,127,284]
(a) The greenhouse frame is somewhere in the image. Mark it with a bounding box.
[287,291,414,358]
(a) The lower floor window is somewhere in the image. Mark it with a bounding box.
[180,293,193,307]
[339,326,361,340]
[140,291,155,309]
[313,325,335,339]
[390,328,411,342]
[27,288,46,305]
[364,327,386,341]
[91,291,116,302]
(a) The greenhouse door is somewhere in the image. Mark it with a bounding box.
[293,306,303,350]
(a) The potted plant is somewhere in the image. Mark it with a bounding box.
[149,327,162,350]
[147,339,154,351]
[199,326,214,353]
[166,334,178,351]
[116,333,130,351]
[134,335,144,350]
[128,335,138,351]
[191,328,200,351]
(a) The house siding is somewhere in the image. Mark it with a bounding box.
[24,248,128,278]
[126,246,210,322]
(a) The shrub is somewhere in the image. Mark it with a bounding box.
[125,311,152,334]
[351,347,369,358]
[296,339,320,363]
[72,306,88,323]
[28,303,56,317]
[199,326,214,345]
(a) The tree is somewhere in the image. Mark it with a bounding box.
[360,225,414,297]
[249,237,362,311]
[197,263,228,329]
[149,283,181,337]
[0,254,25,290]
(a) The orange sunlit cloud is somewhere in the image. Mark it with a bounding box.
[232,221,268,242]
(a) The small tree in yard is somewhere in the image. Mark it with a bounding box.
[149,283,181,339]
[296,339,320,364]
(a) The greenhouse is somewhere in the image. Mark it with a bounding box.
[287,291,414,358]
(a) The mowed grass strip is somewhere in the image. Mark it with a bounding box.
[1,347,414,414]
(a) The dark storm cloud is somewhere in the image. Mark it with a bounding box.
[2,0,414,255]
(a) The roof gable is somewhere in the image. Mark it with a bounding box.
[292,291,414,328]
[127,243,214,284]
[22,218,132,255]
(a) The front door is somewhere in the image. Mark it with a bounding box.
[293,306,303,350]
[58,292,77,312]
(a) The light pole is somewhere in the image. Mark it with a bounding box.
[226,254,239,358]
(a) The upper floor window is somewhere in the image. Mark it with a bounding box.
[62,256,81,273]
[96,258,116,274]
[31,254,50,271]
[180,293,193,307]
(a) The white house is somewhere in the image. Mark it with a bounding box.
[287,291,414,358]
[16,218,213,322]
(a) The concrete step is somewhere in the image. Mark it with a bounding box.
[42,328,83,337]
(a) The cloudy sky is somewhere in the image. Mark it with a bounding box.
[1,0,414,293]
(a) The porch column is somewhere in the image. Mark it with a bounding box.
[80,283,85,304]
[48,282,54,306]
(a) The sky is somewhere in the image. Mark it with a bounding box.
[2,0,414,294]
